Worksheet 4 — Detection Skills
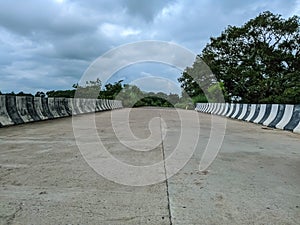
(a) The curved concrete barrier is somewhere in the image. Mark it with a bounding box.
[215,103,224,115]
[42,98,54,119]
[258,104,272,124]
[73,98,84,115]
[245,104,257,122]
[253,104,267,124]
[196,102,300,133]
[228,104,238,118]
[262,104,279,126]
[0,95,123,127]
[268,104,285,128]
[95,99,103,112]
[99,99,105,111]
[34,97,49,120]
[237,104,248,120]
[211,103,218,114]
[284,104,300,131]
[249,104,262,123]
[54,98,69,117]
[215,103,222,115]
[16,96,39,123]
[0,95,14,126]
[48,98,61,118]
[231,104,241,119]
[276,105,294,130]
[221,103,230,116]
[104,99,110,110]
[6,95,23,125]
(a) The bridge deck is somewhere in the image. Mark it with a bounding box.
[0,108,299,224]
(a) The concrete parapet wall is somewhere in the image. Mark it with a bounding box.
[0,95,123,127]
[195,103,300,133]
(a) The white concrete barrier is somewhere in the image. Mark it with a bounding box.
[262,104,279,126]
[0,95,14,126]
[245,104,257,122]
[0,95,123,127]
[253,104,267,124]
[276,105,294,130]
[195,102,300,133]
[221,103,230,116]
[34,97,48,120]
[230,104,240,118]
[237,104,248,120]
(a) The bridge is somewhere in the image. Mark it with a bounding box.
[0,98,299,224]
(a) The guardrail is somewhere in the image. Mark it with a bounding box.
[195,103,300,133]
[0,95,123,127]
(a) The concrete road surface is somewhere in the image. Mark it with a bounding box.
[0,108,299,225]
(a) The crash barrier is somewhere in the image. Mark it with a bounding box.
[195,103,300,133]
[0,95,123,127]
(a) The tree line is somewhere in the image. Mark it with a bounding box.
[0,80,192,108]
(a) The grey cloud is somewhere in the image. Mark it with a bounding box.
[150,0,297,52]
[124,0,173,22]
[0,0,297,93]
[0,0,96,36]
[70,0,173,22]
[1,57,88,93]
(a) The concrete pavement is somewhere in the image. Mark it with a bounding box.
[0,108,299,224]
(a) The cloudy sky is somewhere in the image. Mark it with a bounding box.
[0,0,299,95]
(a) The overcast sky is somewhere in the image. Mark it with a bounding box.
[0,0,299,95]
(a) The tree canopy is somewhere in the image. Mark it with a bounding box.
[179,11,300,103]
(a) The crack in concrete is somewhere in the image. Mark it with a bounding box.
[5,203,23,225]
[159,114,173,225]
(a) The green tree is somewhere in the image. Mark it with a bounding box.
[16,91,33,97]
[206,82,227,102]
[167,93,180,105]
[46,90,75,98]
[100,80,123,99]
[116,84,144,107]
[35,91,46,98]
[73,78,102,99]
[200,11,300,103]
[178,56,217,98]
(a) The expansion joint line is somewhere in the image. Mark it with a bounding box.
[159,114,173,225]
